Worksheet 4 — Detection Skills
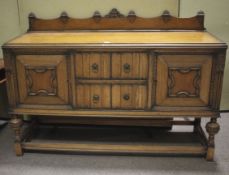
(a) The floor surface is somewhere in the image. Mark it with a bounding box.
[0,114,229,175]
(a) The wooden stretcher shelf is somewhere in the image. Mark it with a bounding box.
[22,125,207,156]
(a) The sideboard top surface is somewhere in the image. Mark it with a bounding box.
[4,31,225,48]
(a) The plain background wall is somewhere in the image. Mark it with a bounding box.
[0,0,21,56]
[0,0,228,109]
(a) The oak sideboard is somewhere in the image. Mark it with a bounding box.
[2,9,227,161]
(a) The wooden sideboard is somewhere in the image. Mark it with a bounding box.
[2,9,227,161]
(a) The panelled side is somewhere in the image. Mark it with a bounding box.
[156,54,212,107]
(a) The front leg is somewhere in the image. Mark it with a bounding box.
[194,118,201,133]
[205,118,220,161]
[10,115,23,156]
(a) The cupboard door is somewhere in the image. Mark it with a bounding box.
[156,55,212,106]
[112,53,148,79]
[76,85,111,108]
[112,85,147,109]
[16,55,69,105]
[75,53,110,79]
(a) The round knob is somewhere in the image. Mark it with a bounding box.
[123,63,131,73]
[123,94,130,101]
[91,63,99,73]
[92,95,100,103]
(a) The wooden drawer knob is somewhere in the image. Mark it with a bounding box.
[92,95,100,103]
[91,63,99,73]
[123,94,130,101]
[123,63,131,73]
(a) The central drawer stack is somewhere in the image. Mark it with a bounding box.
[75,52,150,109]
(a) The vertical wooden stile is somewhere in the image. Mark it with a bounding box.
[70,52,76,108]
[147,52,155,109]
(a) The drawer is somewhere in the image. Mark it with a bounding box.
[76,85,111,108]
[112,53,148,79]
[156,54,212,107]
[112,85,147,109]
[75,53,110,79]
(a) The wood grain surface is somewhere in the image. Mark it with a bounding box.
[6,31,222,45]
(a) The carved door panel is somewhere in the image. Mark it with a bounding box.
[156,55,212,106]
[112,85,147,109]
[75,85,111,108]
[75,53,110,79]
[16,55,69,105]
[112,53,148,79]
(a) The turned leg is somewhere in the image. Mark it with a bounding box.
[194,118,201,133]
[205,118,220,161]
[10,115,23,156]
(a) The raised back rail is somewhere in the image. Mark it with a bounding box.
[28,8,205,31]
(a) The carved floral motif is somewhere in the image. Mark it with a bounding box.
[105,8,124,18]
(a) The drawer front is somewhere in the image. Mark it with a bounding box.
[156,54,212,107]
[76,85,111,108]
[112,53,148,79]
[75,53,110,79]
[112,85,147,109]
[16,55,69,105]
